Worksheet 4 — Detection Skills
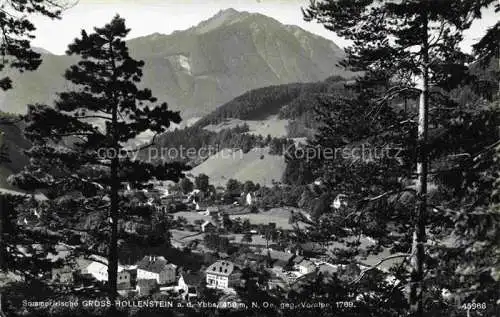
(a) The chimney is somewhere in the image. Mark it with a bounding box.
[149,256,152,262]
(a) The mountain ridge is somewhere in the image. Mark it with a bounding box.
[0,8,349,119]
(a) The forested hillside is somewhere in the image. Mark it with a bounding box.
[0,114,29,188]
[196,75,347,126]
[148,76,347,163]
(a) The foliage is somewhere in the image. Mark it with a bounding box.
[226,178,242,196]
[9,16,188,304]
[179,177,194,194]
[279,1,500,315]
[242,232,253,245]
[203,233,230,253]
[0,0,72,90]
[194,173,210,193]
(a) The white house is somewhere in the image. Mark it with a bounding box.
[332,194,348,209]
[194,200,201,211]
[85,261,108,282]
[295,259,316,275]
[206,260,241,291]
[246,192,253,205]
[161,188,170,197]
[188,189,204,202]
[137,256,177,285]
[177,273,200,299]
[85,261,129,283]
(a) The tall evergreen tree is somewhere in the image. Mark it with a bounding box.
[11,16,188,309]
[303,1,498,315]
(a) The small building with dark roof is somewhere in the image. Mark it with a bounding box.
[292,256,305,265]
[298,242,326,257]
[117,270,132,290]
[260,249,295,269]
[201,221,216,232]
[136,279,158,296]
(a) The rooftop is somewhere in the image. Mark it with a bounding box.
[181,272,203,286]
[137,279,157,288]
[261,249,294,262]
[137,256,174,273]
[201,220,216,227]
[298,260,316,270]
[206,260,236,276]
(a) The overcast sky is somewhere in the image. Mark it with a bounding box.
[30,0,498,55]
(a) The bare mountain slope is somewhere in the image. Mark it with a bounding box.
[0,9,347,119]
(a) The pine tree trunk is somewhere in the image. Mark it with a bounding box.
[107,44,119,310]
[0,195,4,272]
[0,132,5,273]
[410,12,429,317]
[108,154,119,307]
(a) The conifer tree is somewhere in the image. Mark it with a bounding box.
[303,1,498,315]
[11,16,188,308]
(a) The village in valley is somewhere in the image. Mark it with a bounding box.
[48,178,364,303]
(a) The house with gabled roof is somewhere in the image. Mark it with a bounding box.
[206,260,241,291]
[137,256,177,285]
[84,260,130,284]
[201,220,216,232]
[295,259,316,275]
[260,249,295,270]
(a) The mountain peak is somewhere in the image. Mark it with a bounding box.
[215,8,240,18]
[193,8,251,34]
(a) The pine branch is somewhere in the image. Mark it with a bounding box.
[361,188,416,203]
[422,139,500,176]
[74,115,112,120]
[368,86,420,118]
[428,20,446,49]
[121,132,159,153]
[429,204,495,216]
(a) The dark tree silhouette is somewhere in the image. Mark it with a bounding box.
[10,16,189,310]
[0,0,75,90]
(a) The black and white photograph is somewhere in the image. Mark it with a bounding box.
[0,0,498,316]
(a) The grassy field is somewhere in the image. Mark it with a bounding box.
[173,211,212,224]
[203,115,289,138]
[221,233,269,246]
[230,207,309,230]
[173,207,308,231]
[190,147,286,187]
[170,229,200,240]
